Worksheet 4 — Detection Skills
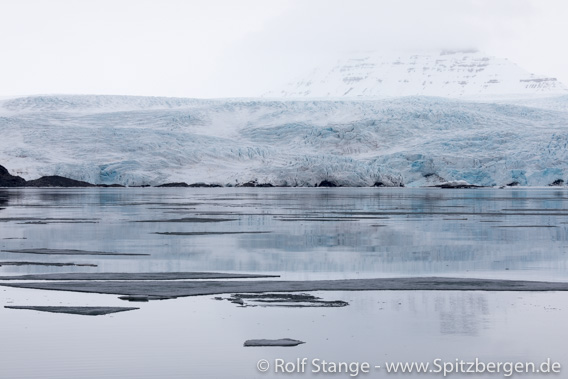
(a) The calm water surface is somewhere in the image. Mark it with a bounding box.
[0,188,567,378]
[1,187,568,280]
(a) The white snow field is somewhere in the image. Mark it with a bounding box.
[1,94,568,187]
[264,50,568,99]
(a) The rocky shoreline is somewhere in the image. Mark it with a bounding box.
[0,164,395,188]
[1,165,104,188]
[1,164,565,188]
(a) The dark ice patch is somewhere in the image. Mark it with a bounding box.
[0,272,280,281]
[134,217,237,223]
[3,248,148,256]
[0,261,97,267]
[244,338,305,347]
[4,306,138,316]
[155,231,271,236]
[224,293,349,308]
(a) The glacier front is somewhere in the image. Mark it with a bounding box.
[1,94,568,187]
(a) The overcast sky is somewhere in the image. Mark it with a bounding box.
[0,0,566,98]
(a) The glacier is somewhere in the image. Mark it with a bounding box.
[1,94,568,187]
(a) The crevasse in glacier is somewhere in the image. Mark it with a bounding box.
[1,94,567,187]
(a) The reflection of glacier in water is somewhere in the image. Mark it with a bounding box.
[1,187,568,281]
[1,188,568,378]
[0,288,565,379]
[435,292,489,336]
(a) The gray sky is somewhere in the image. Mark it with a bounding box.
[0,0,566,98]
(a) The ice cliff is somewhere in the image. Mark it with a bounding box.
[1,94,568,187]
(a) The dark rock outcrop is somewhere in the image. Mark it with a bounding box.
[238,181,257,187]
[26,175,95,187]
[549,179,564,186]
[317,180,338,187]
[236,180,274,187]
[430,180,484,189]
[156,182,190,187]
[188,183,223,187]
[434,183,482,189]
[435,183,465,189]
[0,165,26,187]
[97,183,125,188]
[375,181,405,187]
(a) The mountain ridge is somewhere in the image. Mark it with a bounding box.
[264,50,568,99]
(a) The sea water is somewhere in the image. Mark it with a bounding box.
[0,188,567,378]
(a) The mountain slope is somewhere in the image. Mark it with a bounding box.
[264,50,568,99]
[1,95,568,187]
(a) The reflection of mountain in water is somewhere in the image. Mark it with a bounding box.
[435,293,489,336]
[358,291,491,336]
[1,188,568,280]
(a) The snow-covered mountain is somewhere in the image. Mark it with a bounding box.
[1,94,568,187]
[264,50,568,99]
